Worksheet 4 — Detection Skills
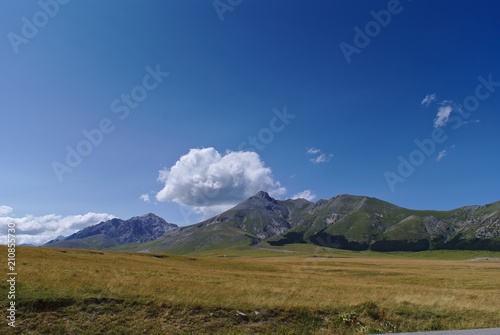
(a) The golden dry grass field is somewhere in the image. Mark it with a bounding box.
[1,245,500,334]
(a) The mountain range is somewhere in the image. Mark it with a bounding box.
[44,191,500,253]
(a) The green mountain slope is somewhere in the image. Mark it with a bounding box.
[119,222,259,254]
[268,194,500,251]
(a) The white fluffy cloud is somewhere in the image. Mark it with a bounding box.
[292,190,317,201]
[0,205,13,216]
[434,105,453,128]
[0,211,115,246]
[421,93,436,107]
[156,148,286,215]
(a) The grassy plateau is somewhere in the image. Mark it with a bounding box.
[1,244,500,334]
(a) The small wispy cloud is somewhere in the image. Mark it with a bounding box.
[140,194,150,203]
[421,93,436,107]
[434,104,453,128]
[306,147,333,164]
[437,149,447,162]
[307,147,321,154]
[292,190,317,201]
[431,100,480,128]
[310,153,334,164]
[463,119,481,125]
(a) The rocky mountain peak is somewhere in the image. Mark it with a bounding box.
[58,213,178,245]
[255,190,273,200]
[231,191,279,210]
[132,213,170,223]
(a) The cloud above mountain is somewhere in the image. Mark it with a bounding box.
[292,190,317,201]
[0,210,115,246]
[156,148,286,215]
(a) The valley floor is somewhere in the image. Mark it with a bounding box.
[2,245,500,334]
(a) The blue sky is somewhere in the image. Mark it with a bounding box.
[1,0,499,244]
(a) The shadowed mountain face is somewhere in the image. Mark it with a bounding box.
[44,192,500,253]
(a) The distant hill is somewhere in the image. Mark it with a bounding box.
[44,213,178,249]
[44,192,500,253]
